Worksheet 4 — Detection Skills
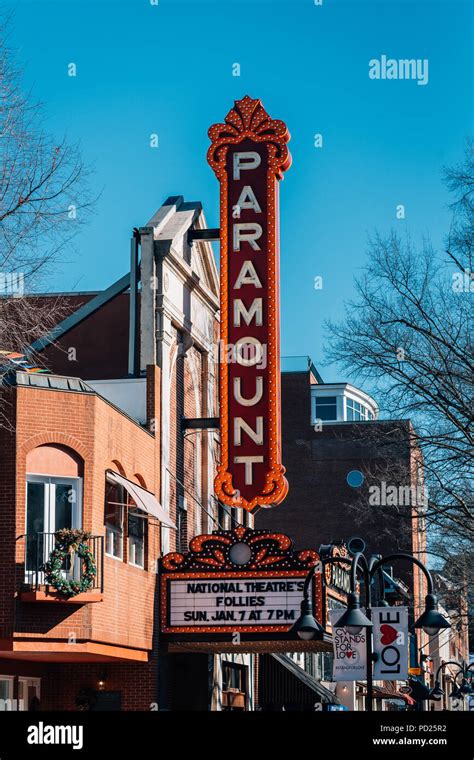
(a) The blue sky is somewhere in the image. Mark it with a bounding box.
[9,0,473,381]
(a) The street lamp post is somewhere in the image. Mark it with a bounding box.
[334,552,375,709]
[292,544,451,712]
[291,563,326,641]
[368,553,451,636]
[291,552,375,707]
[453,666,474,698]
[432,661,474,705]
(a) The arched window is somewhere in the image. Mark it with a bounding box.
[104,472,147,569]
[25,445,84,582]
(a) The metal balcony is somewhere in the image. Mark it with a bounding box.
[19,532,104,603]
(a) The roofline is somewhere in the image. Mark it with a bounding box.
[311,382,379,413]
[281,355,324,384]
[0,291,102,298]
[26,196,219,356]
[7,371,153,437]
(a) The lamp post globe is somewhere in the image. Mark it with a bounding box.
[430,681,444,699]
[414,594,451,636]
[334,593,373,635]
[291,598,325,641]
[346,626,363,636]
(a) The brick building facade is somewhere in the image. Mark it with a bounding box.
[0,369,163,710]
[0,196,254,711]
[0,197,435,712]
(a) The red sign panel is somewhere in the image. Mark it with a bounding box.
[208,96,291,511]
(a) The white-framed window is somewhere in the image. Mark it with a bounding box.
[346,397,370,421]
[104,477,124,560]
[26,476,82,534]
[0,676,15,711]
[18,677,41,711]
[314,395,338,421]
[25,475,82,583]
[128,508,145,568]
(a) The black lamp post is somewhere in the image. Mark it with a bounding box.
[369,554,451,637]
[430,682,445,700]
[290,564,326,641]
[348,552,450,712]
[293,543,452,713]
[335,592,372,636]
[457,677,472,695]
[434,662,474,704]
[431,660,463,703]
[413,595,451,636]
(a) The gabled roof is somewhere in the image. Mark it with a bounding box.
[147,195,219,299]
[26,196,220,356]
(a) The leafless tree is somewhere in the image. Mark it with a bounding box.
[0,13,93,371]
[325,142,473,630]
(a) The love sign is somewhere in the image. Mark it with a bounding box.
[372,606,409,680]
[208,96,291,511]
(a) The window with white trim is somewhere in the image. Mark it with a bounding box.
[128,508,145,568]
[315,396,337,421]
[18,677,41,711]
[0,676,14,710]
[105,478,124,560]
[25,475,82,583]
[346,397,371,421]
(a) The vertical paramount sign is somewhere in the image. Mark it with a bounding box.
[208,96,291,512]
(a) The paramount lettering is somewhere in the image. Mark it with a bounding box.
[208,96,291,510]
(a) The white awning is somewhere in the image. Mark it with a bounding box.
[107,471,176,529]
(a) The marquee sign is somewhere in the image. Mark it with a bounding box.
[207,96,291,511]
[160,527,321,638]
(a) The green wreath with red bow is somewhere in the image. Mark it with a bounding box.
[42,529,96,597]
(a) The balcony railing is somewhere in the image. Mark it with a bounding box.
[20,532,104,594]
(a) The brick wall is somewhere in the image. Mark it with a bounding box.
[40,661,157,711]
[0,385,18,641]
[0,658,157,711]
[0,378,161,652]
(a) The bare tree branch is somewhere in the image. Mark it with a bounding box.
[0,13,95,410]
[324,141,474,642]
